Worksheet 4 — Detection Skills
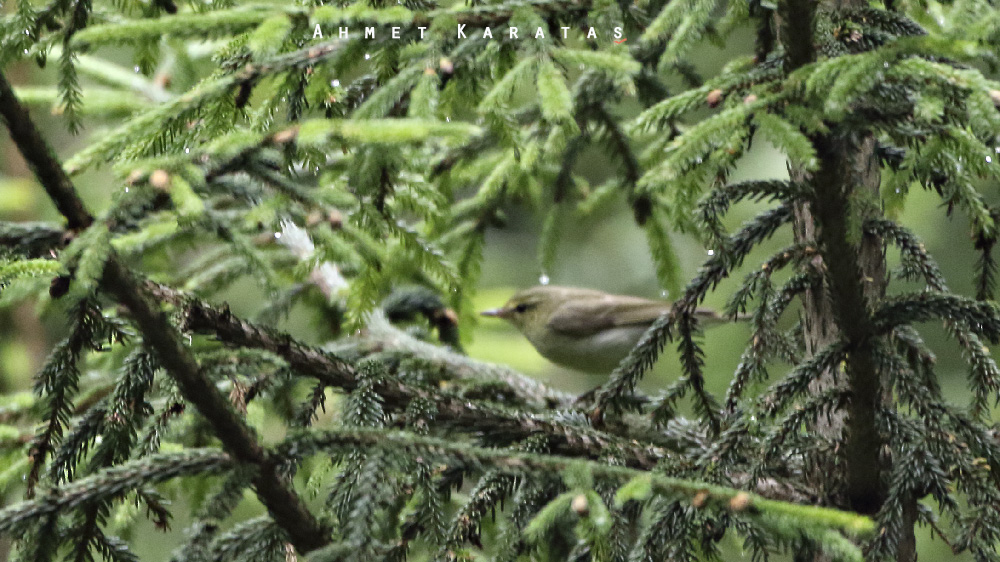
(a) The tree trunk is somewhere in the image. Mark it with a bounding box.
[778,0,916,559]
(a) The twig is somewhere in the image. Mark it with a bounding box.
[0,83,91,231]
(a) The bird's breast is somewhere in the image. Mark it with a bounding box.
[526,325,650,374]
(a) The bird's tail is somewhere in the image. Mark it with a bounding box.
[692,307,751,325]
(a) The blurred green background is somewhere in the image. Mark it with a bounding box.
[0,23,989,562]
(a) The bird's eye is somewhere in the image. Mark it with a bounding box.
[514,303,529,313]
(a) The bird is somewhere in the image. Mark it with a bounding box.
[480,285,734,374]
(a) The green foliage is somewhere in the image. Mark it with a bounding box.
[70,7,285,48]
[0,258,64,290]
[298,117,479,145]
[753,112,818,171]
[3,0,1000,561]
[536,58,574,125]
[248,15,294,58]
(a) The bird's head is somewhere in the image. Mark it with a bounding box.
[480,286,570,335]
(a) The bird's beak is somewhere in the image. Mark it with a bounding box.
[480,307,508,319]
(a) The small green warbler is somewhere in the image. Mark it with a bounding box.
[480,285,731,373]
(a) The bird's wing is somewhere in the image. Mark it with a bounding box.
[546,295,671,337]
[691,306,725,324]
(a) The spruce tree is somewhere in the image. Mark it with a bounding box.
[0,0,999,560]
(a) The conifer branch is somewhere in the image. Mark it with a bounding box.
[873,293,1000,339]
[594,204,793,416]
[0,450,231,535]
[0,70,331,554]
[147,282,667,467]
[865,218,946,290]
[698,180,807,241]
[0,80,92,231]
[280,427,876,549]
[591,105,650,224]
[868,217,1000,416]
[4,222,667,465]
[159,283,570,408]
[0,222,67,257]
